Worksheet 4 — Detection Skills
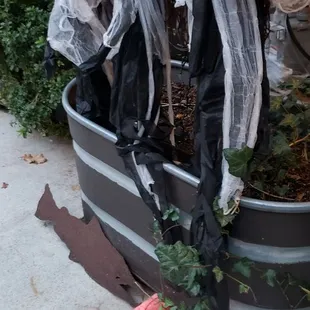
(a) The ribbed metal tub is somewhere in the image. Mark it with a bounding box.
[63,74,310,309]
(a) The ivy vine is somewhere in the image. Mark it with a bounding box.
[154,78,310,310]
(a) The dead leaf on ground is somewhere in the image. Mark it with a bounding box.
[1,182,8,189]
[22,154,47,165]
[71,185,81,191]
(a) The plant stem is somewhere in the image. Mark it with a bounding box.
[134,281,151,298]
[290,133,310,147]
[248,183,295,202]
[224,273,258,303]
[294,294,307,309]
[161,224,181,238]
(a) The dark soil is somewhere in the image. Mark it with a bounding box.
[162,82,310,203]
[161,82,196,156]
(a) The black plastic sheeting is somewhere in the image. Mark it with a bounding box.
[76,46,114,132]
[189,1,228,308]
[111,16,182,244]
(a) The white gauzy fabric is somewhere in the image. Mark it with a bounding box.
[174,0,193,51]
[212,0,264,212]
[272,0,310,13]
[47,0,106,66]
[135,0,173,143]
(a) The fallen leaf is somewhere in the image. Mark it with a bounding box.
[176,114,183,120]
[1,182,8,189]
[22,154,47,165]
[71,185,81,191]
[297,192,305,202]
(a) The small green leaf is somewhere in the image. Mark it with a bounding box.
[233,258,254,278]
[270,97,282,111]
[163,298,175,307]
[276,169,287,182]
[189,283,201,297]
[193,300,211,310]
[272,132,291,156]
[274,185,289,197]
[253,181,264,191]
[239,284,250,294]
[279,113,300,128]
[163,208,180,222]
[261,269,277,287]
[223,146,254,178]
[212,266,224,283]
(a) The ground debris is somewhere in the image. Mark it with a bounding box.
[35,185,136,306]
[1,182,8,189]
[22,154,48,165]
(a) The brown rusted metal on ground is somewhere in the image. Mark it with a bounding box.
[35,184,136,306]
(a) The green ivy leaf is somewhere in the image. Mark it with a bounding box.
[212,266,224,283]
[233,258,254,278]
[155,242,207,296]
[274,185,289,197]
[239,284,250,294]
[270,97,282,111]
[193,300,211,310]
[163,207,180,222]
[272,132,291,156]
[163,298,175,307]
[279,113,300,128]
[261,269,277,287]
[223,146,254,178]
[276,169,287,182]
[189,283,201,297]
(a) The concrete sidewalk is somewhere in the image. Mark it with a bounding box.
[0,110,131,310]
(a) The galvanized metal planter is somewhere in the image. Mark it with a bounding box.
[63,74,310,309]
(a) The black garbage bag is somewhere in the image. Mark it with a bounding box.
[189,1,228,309]
[110,16,182,244]
[76,45,115,132]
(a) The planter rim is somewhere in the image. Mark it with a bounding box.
[63,76,310,213]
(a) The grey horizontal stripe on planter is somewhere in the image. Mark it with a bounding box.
[229,237,310,264]
[230,300,310,310]
[74,141,310,265]
[73,141,192,231]
[80,193,310,310]
[81,191,159,262]
[63,78,310,213]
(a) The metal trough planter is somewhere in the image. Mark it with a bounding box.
[63,72,310,309]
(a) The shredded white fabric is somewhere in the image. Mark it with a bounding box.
[212,0,264,212]
[272,0,310,13]
[47,0,107,66]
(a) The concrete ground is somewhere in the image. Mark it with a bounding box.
[0,110,131,310]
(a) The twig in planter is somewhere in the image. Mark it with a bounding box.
[248,183,295,202]
[277,280,293,309]
[224,273,258,304]
[294,294,307,309]
[161,224,181,238]
[289,133,310,147]
[134,281,151,299]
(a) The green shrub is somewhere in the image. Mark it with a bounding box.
[0,0,75,136]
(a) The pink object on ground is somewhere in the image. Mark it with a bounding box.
[134,294,167,310]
